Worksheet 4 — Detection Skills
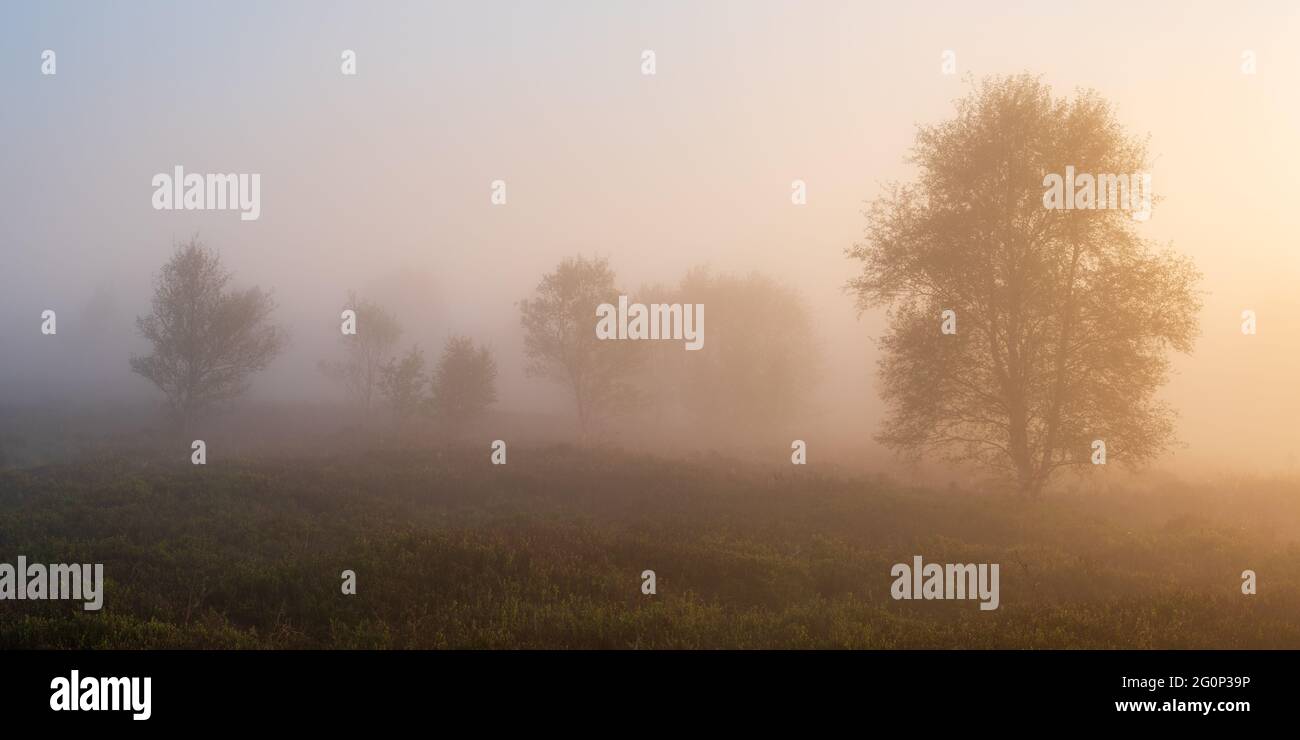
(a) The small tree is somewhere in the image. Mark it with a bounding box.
[431,336,497,431]
[377,345,429,426]
[130,237,286,431]
[318,292,402,411]
[519,255,642,439]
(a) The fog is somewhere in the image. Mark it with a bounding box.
[2,1,1297,477]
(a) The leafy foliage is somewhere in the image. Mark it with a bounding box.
[130,238,286,430]
[377,345,429,424]
[847,76,1201,496]
[519,256,643,439]
[430,336,497,431]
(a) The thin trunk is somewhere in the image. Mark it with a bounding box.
[1036,243,1083,493]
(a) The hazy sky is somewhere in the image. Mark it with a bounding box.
[1,1,1297,472]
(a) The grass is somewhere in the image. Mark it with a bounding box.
[1,446,1297,648]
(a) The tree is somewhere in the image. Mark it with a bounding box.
[130,237,286,431]
[632,268,821,439]
[377,345,428,426]
[847,75,1200,498]
[318,292,402,411]
[430,336,497,430]
[674,267,820,433]
[519,255,642,438]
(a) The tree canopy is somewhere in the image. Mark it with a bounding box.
[847,75,1201,496]
[130,237,286,430]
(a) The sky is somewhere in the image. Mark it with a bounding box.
[1,1,1297,473]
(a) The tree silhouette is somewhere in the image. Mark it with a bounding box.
[519,255,642,439]
[677,267,820,433]
[430,336,497,431]
[318,292,402,412]
[638,267,820,438]
[130,238,286,431]
[377,345,428,427]
[847,75,1200,497]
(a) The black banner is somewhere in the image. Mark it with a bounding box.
[0,649,1284,727]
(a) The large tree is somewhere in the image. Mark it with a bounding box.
[519,255,642,439]
[130,238,286,431]
[847,75,1200,497]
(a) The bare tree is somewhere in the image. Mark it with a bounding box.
[431,336,497,431]
[847,75,1201,498]
[318,292,402,411]
[130,237,286,431]
[519,255,642,439]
